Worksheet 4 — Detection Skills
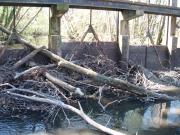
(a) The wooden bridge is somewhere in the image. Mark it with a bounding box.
[0,0,179,69]
[1,0,180,16]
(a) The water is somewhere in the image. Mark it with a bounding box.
[0,100,179,135]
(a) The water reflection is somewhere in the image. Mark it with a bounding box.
[0,100,179,135]
[29,129,104,135]
[121,100,180,135]
[0,116,46,135]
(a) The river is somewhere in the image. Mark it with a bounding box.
[0,100,179,135]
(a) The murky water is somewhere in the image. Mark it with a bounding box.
[0,100,179,135]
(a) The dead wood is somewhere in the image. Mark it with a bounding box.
[0,25,179,135]
[137,65,161,84]
[6,88,126,135]
[14,64,56,79]
[13,46,45,69]
[4,29,175,99]
[0,25,176,100]
[44,72,84,96]
[14,63,84,96]
[11,36,172,99]
[137,65,180,99]
[35,47,172,100]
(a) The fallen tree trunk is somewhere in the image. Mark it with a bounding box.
[6,88,126,135]
[13,46,46,69]
[24,45,177,100]
[14,39,167,99]
[0,25,176,100]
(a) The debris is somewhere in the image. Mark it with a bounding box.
[0,25,179,135]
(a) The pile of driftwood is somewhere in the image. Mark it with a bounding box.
[0,26,179,135]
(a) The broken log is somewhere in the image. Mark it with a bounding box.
[13,46,45,69]
[44,72,84,96]
[14,64,56,79]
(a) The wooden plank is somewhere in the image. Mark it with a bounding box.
[0,0,180,17]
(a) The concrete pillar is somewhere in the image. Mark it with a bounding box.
[49,4,68,55]
[119,20,130,62]
[49,6,61,55]
[118,10,144,63]
[167,0,177,68]
[168,16,178,55]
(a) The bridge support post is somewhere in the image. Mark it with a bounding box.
[118,10,144,65]
[49,4,68,55]
[119,19,129,62]
[167,0,177,68]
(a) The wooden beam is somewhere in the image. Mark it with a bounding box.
[1,0,180,17]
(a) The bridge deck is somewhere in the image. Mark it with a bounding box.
[0,0,180,17]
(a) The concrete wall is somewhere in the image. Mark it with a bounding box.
[171,48,180,68]
[61,42,121,62]
[61,42,180,70]
[1,42,179,71]
[129,45,170,70]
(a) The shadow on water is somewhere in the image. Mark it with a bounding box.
[0,100,179,135]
